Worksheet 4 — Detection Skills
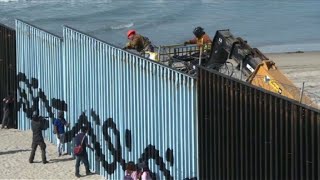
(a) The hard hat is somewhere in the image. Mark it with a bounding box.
[193,26,205,38]
[127,30,136,38]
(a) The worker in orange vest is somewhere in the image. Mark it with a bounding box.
[184,26,212,51]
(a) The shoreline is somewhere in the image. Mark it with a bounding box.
[265,50,320,106]
[266,50,320,55]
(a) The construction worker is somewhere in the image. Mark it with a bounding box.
[184,26,212,52]
[123,30,155,53]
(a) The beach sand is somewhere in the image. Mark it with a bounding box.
[0,128,104,180]
[267,51,320,106]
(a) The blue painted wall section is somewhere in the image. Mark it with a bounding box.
[63,26,198,179]
[15,20,64,145]
[15,19,198,179]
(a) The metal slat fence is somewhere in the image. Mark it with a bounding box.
[15,19,198,179]
[15,19,320,180]
[0,23,16,128]
[198,66,320,180]
[16,20,64,145]
[63,26,198,179]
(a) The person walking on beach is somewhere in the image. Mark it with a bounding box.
[123,29,155,53]
[1,93,14,129]
[75,126,94,178]
[29,111,48,164]
[53,111,69,156]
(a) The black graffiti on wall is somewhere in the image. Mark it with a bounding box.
[17,72,197,179]
[63,114,175,179]
[17,73,68,118]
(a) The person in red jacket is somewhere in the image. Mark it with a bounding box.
[124,29,154,53]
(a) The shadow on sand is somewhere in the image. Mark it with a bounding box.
[0,149,31,156]
[50,157,74,163]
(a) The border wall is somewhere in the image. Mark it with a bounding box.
[16,20,198,179]
[11,19,320,180]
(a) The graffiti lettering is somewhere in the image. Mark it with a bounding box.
[17,72,198,179]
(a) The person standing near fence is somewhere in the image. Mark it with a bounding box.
[137,162,152,180]
[74,126,94,178]
[124,161,138,180]
[1,93,14,129]
[53,111,69,156]
[29,111,48,164]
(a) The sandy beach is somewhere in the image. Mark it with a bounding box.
[0,128,104,180]
[267,51,320,106]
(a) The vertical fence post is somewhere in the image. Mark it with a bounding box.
[157,45,162,61]
[199,46,202,65]
[240,60,243,81]
[299,81,305,103]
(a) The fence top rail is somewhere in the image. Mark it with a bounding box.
[0,23,15,31]
[64,25,197,79]
[64,25,119,49]
[197,65,320,113]
[16,19,62,39]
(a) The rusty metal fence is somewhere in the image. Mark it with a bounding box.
[198,66,320,180]
[0,23,16,128]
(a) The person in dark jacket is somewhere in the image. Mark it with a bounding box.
[29,111,48,164]
[123,29,154,53]
[1,93,14,129]
[184,26,212,51]
[75,126,94,178]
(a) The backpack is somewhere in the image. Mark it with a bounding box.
[74,135,85,156]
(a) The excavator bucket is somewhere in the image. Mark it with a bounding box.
[207,30,237,68]
[205,29,318,108]
[247,61,318,108]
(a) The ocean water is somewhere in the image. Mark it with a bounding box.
[1,0,320,53]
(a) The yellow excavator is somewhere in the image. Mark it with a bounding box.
[207,29,317,108]
[143,29,317,108]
